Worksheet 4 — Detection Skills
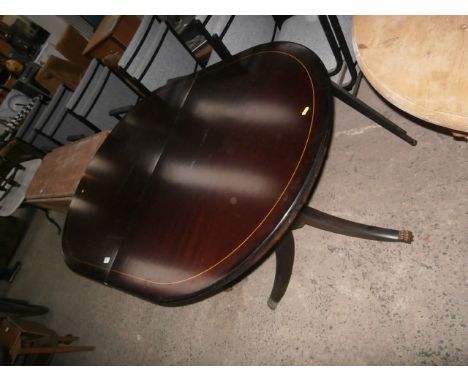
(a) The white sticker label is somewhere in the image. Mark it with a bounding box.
[103,257,111,264]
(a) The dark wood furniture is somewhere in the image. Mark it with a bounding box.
[62,42,413,309]
[0,317,94,365]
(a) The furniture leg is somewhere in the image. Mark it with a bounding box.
[0,156,25,171]
[3,178,20,188]
[318,16,344,76]
[331,82,418,146]
[352,71,364,97]
[328,16,358,90]
[296,206,413,243]
[268,230,295,310]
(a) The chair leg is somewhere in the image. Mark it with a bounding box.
[295,206,413,243]
[318,16,344,77]
[268,230,295,310]
[328,16,358,91]
[331,82,418,146]
[352,71,364,97]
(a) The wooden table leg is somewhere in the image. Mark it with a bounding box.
[268,230,295,310]
[296,206,413,243]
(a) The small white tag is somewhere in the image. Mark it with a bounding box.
[103,257,111,264]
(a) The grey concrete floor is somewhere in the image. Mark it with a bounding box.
[2,79,467,365]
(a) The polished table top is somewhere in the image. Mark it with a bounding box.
[62,42,333,305]
[353,16,468,134]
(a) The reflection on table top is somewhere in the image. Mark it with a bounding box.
[62,42,333,305]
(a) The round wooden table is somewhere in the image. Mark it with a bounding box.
[353,16,468,136]
[62,42,333,305]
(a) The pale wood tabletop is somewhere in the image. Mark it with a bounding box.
[353,16,468,135]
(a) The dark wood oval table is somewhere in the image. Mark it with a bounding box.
[62,42,412,309]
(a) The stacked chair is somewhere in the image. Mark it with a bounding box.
[192,15,357,90]
[16,85,90,153]
[0,18,144,222]
[114,15,360,95]
[117,16,199,93]
[115,15,354,95]
[186,15,414,145]
[6,15,415,166]
[66,59,139,131]
[195,15,278,65]
[15,60,138,153]
[275,16,356,88]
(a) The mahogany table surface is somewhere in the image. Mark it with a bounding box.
[62,42,333,305]
[353,16,468,134]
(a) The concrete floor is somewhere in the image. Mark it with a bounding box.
[2,79,467,365]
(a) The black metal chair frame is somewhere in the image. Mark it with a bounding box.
[190,15,281,61]
[28,63,132,151]
[66,62,125,131]
[113,15,202,98]
[26,87,97,152]
[188,15,416,146]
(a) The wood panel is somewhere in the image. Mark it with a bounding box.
[26,132,109,210]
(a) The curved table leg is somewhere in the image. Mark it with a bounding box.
[296,206,413,243]
[268,230,295,310]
